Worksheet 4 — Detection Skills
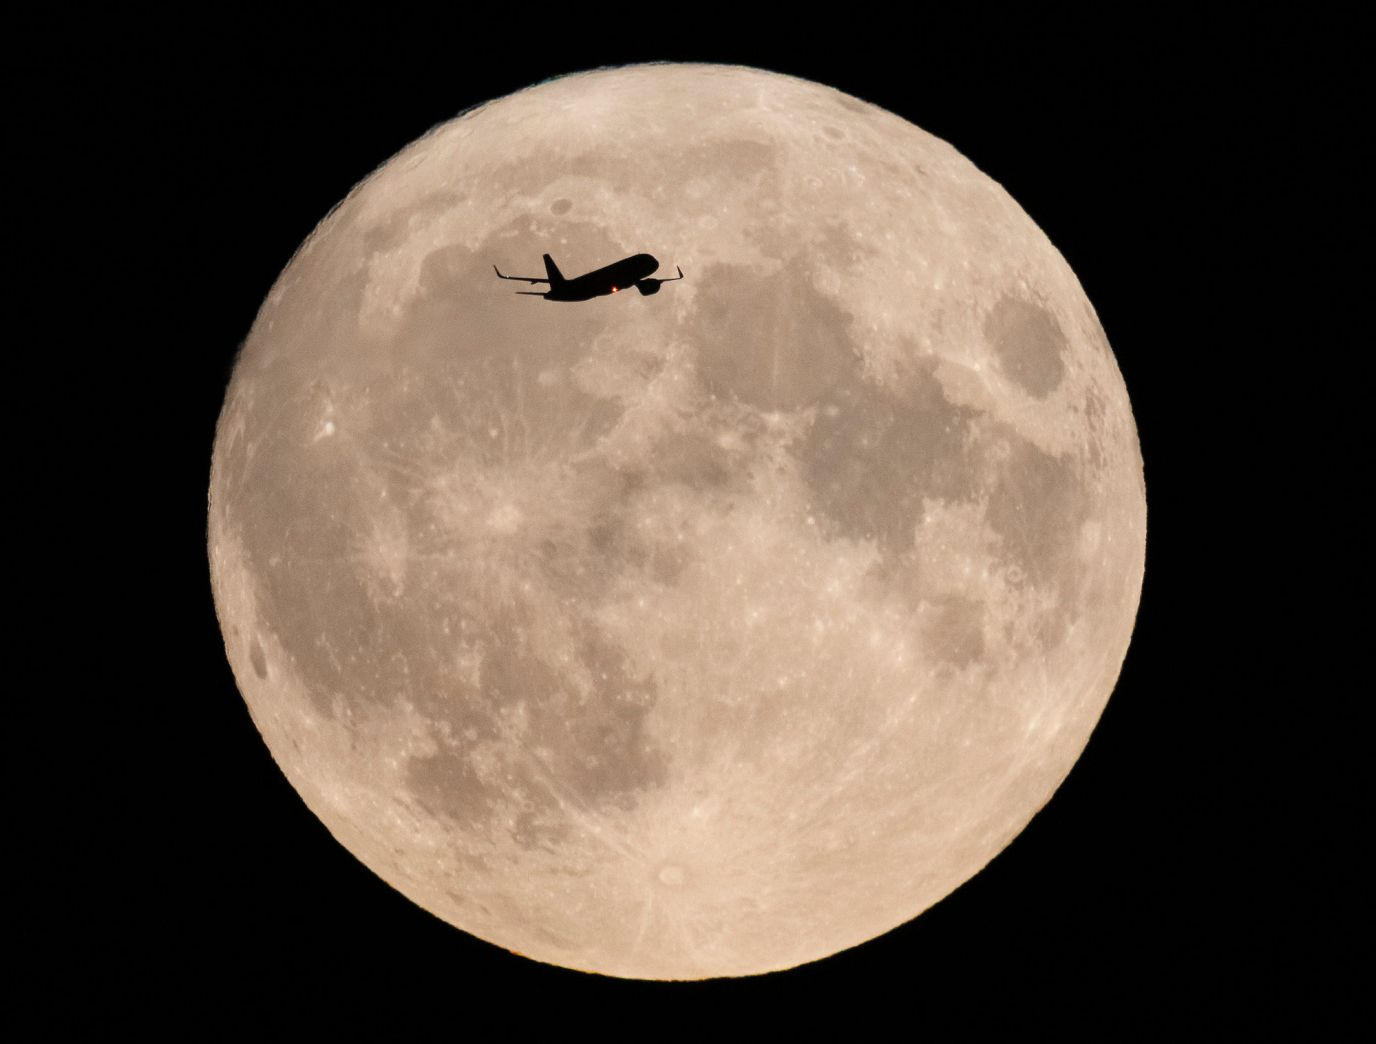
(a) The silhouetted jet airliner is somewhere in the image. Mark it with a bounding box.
[494,253,684,301]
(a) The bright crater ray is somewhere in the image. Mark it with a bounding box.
[208,63,1146,979]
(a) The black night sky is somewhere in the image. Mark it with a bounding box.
[20,12,1338,1034]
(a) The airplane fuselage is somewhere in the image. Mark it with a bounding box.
[545,253,660,301]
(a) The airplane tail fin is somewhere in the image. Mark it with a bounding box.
[542,254,565,285]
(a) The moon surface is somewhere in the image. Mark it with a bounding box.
[208,63,1145,979]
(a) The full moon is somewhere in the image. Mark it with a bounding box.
[208,63,1145,979]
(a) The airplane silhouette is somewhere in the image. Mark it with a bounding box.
[494,253,684,301]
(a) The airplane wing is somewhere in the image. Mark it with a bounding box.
[493,265,550,284]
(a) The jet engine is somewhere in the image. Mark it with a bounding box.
[635,279,662,295]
